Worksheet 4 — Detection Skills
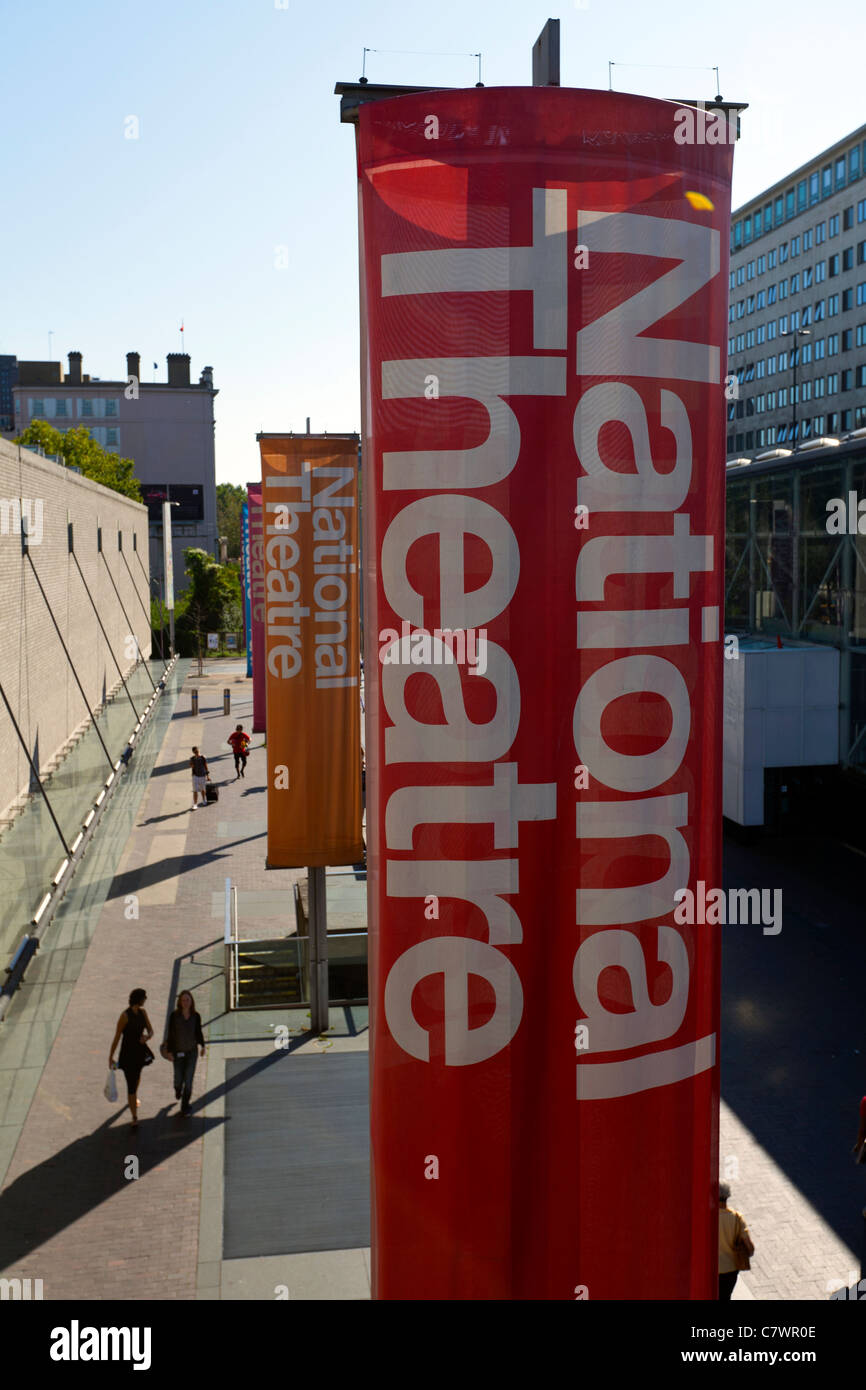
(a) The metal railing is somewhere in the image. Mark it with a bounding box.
[223,871,369,1012]
[224,877,240,1011]
[0,655,179,1022]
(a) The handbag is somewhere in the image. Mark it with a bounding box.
[141,1043,155,1067]
[733,1215,755,1271]
[104,1068,118,1103]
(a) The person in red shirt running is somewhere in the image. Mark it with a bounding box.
[228,725,251,779]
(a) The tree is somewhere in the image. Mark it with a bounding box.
[216,482,246,560]
[175,548,241,663]
[15,420,142,501]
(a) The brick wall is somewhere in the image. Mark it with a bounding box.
[0,437,151,822]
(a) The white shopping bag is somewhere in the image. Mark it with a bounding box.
[104,1067,118,1103]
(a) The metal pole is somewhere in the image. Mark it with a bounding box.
[136,552,167,671]
[25,551,115,770]
[748,488,757,630]
[100,552,158,690]
[70,552,141,720]
[0,679,70,856]
[788,327,809,447]
[308,866,329,1033]
[840,457,854,765]
[224,876,232,1013]
[164,488,177,657]
[792,470,801,633]
[0,656,178,1023]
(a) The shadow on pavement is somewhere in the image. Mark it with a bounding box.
[0,1045,301,1270]
[104,835,271,899]
[722,831,866,1261]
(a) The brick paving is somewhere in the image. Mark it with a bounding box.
[720,831,866,1300]
[0,659,299,1300]
[720,1100,858,1301]
[0,655,862,1300]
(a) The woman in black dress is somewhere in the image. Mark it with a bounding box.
[108,988,154,1128]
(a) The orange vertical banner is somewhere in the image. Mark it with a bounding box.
[258,433,363,868]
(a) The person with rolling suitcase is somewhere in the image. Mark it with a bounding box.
[190,746,209,809]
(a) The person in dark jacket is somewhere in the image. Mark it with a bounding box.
[162,990,206,1116]
[190,747,209,808]
[108,988,154,1129]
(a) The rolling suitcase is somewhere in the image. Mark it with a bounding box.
[205,781,219,803]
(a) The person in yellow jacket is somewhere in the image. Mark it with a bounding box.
[719,1181,755,1299]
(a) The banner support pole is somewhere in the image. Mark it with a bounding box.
[308,866,329,1033]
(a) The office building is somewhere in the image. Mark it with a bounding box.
[4,349,218,594]
[0,356,18,435]
[724,434,866,833]
[728,123,866,458]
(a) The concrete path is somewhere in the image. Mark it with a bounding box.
[0,659,360,1299]
[0,655,859,1301]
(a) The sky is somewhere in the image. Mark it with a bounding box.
[2,0,864,486]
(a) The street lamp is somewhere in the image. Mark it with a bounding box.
[781,327,810,448]
[162,498,181,655]
[149,575,166,665]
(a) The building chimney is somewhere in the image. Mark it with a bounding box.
[166,353,191,387]
[67,351,82,385]
[127,351,140,382]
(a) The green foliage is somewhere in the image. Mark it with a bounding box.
[216,482,246,560]
[15,420,142,501]
[174,547,243,657]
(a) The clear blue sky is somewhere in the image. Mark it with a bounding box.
[3,0,863,486]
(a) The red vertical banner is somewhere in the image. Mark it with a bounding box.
[248,482,266,733]
[358,88,734,1299]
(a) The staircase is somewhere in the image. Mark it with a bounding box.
[234,939,305,1008]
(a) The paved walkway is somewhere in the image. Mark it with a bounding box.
[720,830,866,1300]
[0,655,860,1300]
[721,1100,859,1301]
[0,658,371,1299]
